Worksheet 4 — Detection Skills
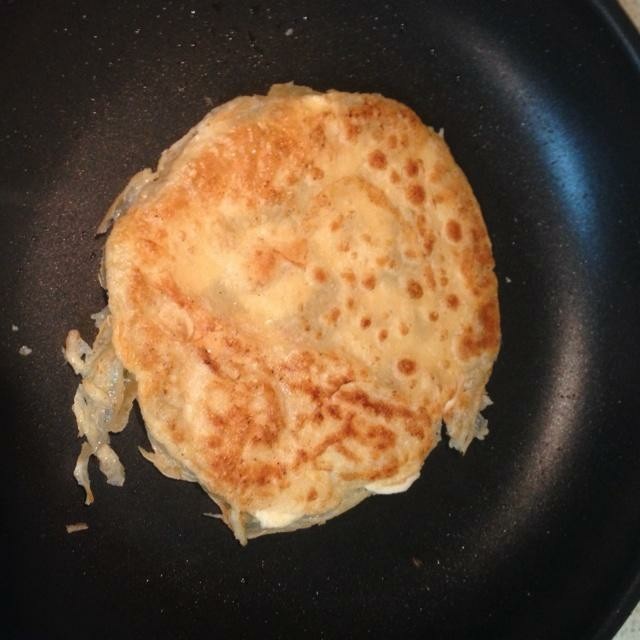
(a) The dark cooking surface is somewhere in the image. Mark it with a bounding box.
[2,1,639,638]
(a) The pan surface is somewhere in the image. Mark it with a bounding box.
[2,1,639,638]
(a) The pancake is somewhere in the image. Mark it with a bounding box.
[66,84,500,544]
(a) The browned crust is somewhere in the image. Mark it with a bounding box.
[105,86,500,534]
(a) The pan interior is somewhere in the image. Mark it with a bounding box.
[2,1,639,638]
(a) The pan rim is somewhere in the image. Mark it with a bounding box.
[585,3,640,636]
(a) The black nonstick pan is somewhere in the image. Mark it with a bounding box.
[2,1,639,638]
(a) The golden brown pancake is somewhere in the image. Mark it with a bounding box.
[68,84,500,544]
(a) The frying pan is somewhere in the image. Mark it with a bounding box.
[2,1,639,638]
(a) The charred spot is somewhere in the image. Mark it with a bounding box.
[347,101,378,120]
[249,422,280,447]
[170,425,185,444]
[397,358,417,375]
[480,300,500,346]
[310,165,324,180]
[207,412,226,428]
[312,413,361,460]
[339,389,414,420]
[399,322,410,336]
[405,159,419,177]
[327,404,342,419]
[362,274,376,290]
[330,218,342,232]
[199,348,220,373]
[366,425,397,451]
[367,460,401,482]
[446,219,462,242]
[433,192,447,205]
[326,307,341,324]
[254,464,280,487]
[251,246,277,285]
[295,449,309,466]
[362,180,389,209]
[446,294,459,310]
[342,413,358,438]
[429,162,447,183]
[360,317,372,329]
[429,311,439,322]
[378,329,388,342]
[407,279,423,299]
[289,379,323,404]
[460,300,501,359]
[421,232,435,256]
[390,170,400,184]
[407,184,426,206]
[424,265,436,291]
[310,124,326,147]
[335,443,358,461]
[313,267,327,283]
[404,421,426,440]
[307,488,318,501]
[346,122,362,139]
[368,149,387,170]
[341,270,356,285]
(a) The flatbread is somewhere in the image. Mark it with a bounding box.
[102,84,500,543]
